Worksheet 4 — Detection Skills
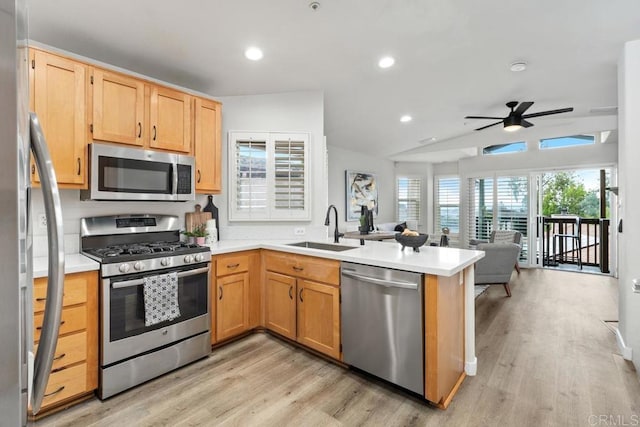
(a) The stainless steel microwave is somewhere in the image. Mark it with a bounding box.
[81,143,195,201]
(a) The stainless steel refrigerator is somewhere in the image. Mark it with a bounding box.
[1,0,66,424]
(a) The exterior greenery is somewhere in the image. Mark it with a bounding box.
[542,172,608,218]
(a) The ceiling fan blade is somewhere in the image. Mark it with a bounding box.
[514,102,534,115]
[474,121,503,131]
[465,115,504,120]
[522,107,574,119]
[521,119,534,128]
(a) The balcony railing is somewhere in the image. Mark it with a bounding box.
[539,216,610,273]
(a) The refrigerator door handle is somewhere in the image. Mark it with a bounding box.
[29,112,65,414]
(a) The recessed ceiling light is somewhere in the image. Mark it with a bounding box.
[378,56,395,69]
[245,47,263,61]
[510,61,527,72]
[400,115,412,123]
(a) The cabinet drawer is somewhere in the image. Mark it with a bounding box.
[34,305,87,342]
[216,254,249,277]
[35,332,87,371]
[264,251,340,286]
[41,363,87,409]
[34,273,89,312]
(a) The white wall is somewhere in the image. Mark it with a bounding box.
[216,90,327,240]
[617,39,640,365]
[327,145,395,233]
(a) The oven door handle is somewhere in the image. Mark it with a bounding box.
[111,266,210,289]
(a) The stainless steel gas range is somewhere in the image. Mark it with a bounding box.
[81,214,211,399]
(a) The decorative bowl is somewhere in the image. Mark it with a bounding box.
[395,233,429,252]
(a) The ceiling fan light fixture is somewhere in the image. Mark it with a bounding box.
[503,115,522,132]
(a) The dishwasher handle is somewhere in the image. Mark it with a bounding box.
[341,270,419,290]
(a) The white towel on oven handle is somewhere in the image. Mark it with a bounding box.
[143,271,180,326]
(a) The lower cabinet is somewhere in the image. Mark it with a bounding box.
[216,272,250,341]
[32,271,98,413]
[264,251,341,360]
[212,251,261,344]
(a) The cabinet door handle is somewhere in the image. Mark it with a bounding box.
[293,266,304,272]
[138,122,142,138]
[43,386,65,398]
[76,158,81,175]
[152,125,157,141]
[52,353,66,362]
[289,286,293,300]
[51,365,67,374]
[299,288,304,302]
[36,297,47,302]
[219,286,223,300]
[197,169,201,183]
[226,263,239,269]
[37,320,65,331]
[31,164,35,175]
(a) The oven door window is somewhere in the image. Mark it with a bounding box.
[99,156,173,194]
[109,267,208,341]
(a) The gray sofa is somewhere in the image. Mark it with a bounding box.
[474,242,521,297]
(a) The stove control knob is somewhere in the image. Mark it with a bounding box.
[195,253,205,262]
[119,263,131,273]
[160,258,170,267]
[184,255,193,264]
[134,261,145,271]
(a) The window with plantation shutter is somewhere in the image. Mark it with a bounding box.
[434,176,460,234]
[397,177,421,222]
[229,132,309,221]
[467,175,528,261]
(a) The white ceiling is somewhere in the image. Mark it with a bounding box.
[27,0,640,160]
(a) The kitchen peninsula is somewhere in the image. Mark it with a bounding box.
[34,239,483,411]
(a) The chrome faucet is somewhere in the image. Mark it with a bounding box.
[324,204,344,243]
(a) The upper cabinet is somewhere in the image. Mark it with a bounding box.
[149,86,192,153]
[30,49,89,188]
[91,68,145,147]
[194,98,222,193]
[29,46,222,191]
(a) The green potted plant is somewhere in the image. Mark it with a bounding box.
[190,224,209,245]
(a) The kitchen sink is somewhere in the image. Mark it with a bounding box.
[287,241,357,252]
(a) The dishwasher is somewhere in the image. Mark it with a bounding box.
[341,262,424,395]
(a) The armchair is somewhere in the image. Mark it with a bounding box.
[474,242,521,297]
[470,230,522,274]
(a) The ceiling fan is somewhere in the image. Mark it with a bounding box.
[465,101,574,132]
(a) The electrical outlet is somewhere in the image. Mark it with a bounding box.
[38,214,47,230]
[294,227,306,236]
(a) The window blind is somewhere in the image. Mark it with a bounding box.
[274,138,305,211]
[435,177,460,234]
[235,139,267,213]
[496,176,528,261]
[397,177,421,222]
[468,177,494,243]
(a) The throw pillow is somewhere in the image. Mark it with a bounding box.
[394,222,408,232]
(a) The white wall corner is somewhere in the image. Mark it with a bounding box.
[465,357,478,376]
[616,327,633,360]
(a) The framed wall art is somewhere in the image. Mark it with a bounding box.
[345,170,378,221]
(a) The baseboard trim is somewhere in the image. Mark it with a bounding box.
[616,327,633,360]
[465,357,477,376]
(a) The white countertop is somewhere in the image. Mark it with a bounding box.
[32,239,483,278]
[33,253,100,278]
[208,238,484,277]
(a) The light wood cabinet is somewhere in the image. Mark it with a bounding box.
[194,97,222,193]
[213,251,261,344]
[32,271,98,413]
[216,272,250,341]
[149,85,192,153]
[91,68,145,147]
[296,279,341,360]
[264,251,341,360]
[265,272,297,340]
[30,49,89,188]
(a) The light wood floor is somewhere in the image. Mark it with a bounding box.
[37,269,640,427]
